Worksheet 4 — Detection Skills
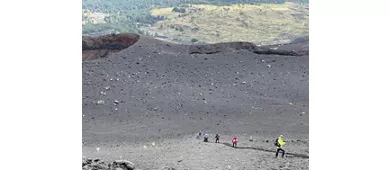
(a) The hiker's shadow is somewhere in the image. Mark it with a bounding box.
[219,142,309,159]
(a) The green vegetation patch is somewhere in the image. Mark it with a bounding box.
[142,2,308,43]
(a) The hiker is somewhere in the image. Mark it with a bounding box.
[215,134,220,143]
[274,135,286,158]
[204,133,209,142]
[232,136,238,147]
[196,131,202,139]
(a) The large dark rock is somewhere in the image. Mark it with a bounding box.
[82,158,109,170]
[109,160,135,170]
[82,158,136,170]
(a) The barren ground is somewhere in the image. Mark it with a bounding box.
[82,36,309,169]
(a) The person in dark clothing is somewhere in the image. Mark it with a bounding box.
[275,135,286,158]
[215,134,220,143]
[276,148,285,158]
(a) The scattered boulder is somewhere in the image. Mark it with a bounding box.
[82,158,92,166]
[82,158,136,170]
[109,160,136,170]
[97,100,105,105]
[82,158,109,170]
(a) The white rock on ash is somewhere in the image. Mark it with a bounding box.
[97,100,105,105]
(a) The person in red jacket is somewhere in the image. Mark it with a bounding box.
[232,136,238,147]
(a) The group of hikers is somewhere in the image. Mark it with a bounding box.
[199,131,286,158]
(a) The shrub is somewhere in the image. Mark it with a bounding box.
[172,7,186,13]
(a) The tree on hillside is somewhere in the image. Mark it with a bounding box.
[172,7,186,13]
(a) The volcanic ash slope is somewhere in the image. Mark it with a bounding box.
[82,36,309,146]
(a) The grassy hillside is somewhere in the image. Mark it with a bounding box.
[141,2,308,44]
[82,0,308,37]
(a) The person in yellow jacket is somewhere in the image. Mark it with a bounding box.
[275,135,286,158]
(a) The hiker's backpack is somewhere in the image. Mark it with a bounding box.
[232,137,238,143]
[274,138,280,147]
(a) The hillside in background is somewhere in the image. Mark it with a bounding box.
[143,2,308,44]
[82,0,308,42]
